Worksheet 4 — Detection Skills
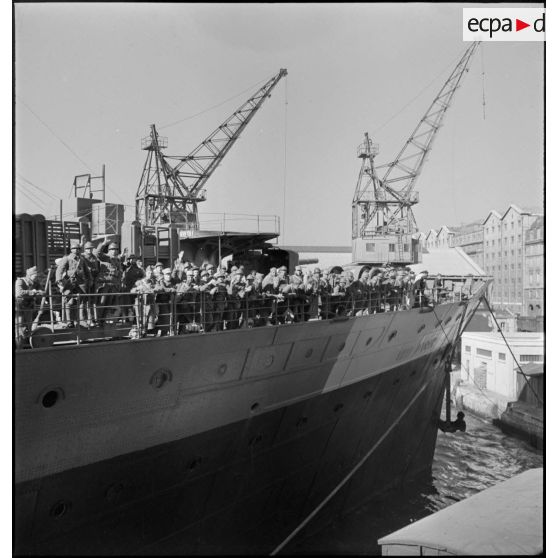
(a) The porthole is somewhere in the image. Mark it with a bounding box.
[417,324,426,334]
[42,391,59,408]
[444,316,452,325]
[218,364,228,375]
[251,402,260,413]
[50,500,70,519]
[264,355,274,367]
[187,456,203,472]
[150,368,172,389]
[388,331,398,342]
[37,387,65,408]
[105,483,124,503]
[366,337,373,346]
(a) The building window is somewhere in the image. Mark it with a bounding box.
[389,244,395,253]
[403,243,409,252]
[465,345,471,352]
[477,348,492,358]
[520,355,543,363]
[498,352,506,361]
[365,243,375,252]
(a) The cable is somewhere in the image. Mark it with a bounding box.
[480,43,487,120]
[270,380,430,555]
[15,187,45,213]
[282,75,288,243]
[481,296,542,405]
[16,173,60,201]
[16,96,94,172]
[370,49,465,138]
[158,74,271,131]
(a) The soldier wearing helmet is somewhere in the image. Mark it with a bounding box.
[94,238,124,324]
[15,266,45,341]
[56,239,90,326]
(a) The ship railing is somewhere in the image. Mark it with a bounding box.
[15,277,487,348]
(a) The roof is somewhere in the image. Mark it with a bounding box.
[378,468,543,555]
[516,362,544,376]
[279,245,352,253]
[411,247,485,276]
[526,215,544,230]
[482,209,503,225]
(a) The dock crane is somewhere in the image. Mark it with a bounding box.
[135,68,288,228]
[351,42,479,266]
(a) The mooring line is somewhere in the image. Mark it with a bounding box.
[269,380,430,555]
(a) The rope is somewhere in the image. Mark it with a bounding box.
[269,380,430,555]
[370,49,465,137]
[159,75,271,130]
[282,75,288,243]
[481,296,543,405]
[17,96,94,173]
[480,43,487,120]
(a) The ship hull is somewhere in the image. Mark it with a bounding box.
[15,295,483,555]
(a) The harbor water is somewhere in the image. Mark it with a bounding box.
[288,407,543,555]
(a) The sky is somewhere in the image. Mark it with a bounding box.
[13,3,544,247]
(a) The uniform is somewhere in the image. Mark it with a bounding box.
[15,268,44,338]
[94,241,124,323]
[56,245,90,324]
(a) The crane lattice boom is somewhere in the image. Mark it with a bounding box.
[351,42,479,265]
[136,69,287,227]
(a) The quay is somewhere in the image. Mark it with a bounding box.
[378,468,543,555]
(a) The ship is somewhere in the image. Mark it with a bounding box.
[14,43,488,555]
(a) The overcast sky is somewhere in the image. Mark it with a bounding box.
[14,3,544,246]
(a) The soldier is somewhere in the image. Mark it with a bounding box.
[175,269,199,329]
[348,270,369,316]
[131,265,158,334]
[56,240,90,326]
[209,271,228,331]
[121,254,145,323]
[155,268,176,335]
[172,251,188,282]
[413,270,429,307]
[95,239,124,324]
[153,262,164,281]
[226,268,245,329]
[15,266,45,340]
[81,241,101,325]
[306,267,327,319]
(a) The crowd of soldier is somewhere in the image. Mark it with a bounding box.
[15,241,450,339]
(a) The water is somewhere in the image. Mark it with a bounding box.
[289,409,543,555]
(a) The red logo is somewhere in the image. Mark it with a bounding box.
[516,19,530,32]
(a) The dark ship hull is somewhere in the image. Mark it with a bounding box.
[14,290,485,555]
